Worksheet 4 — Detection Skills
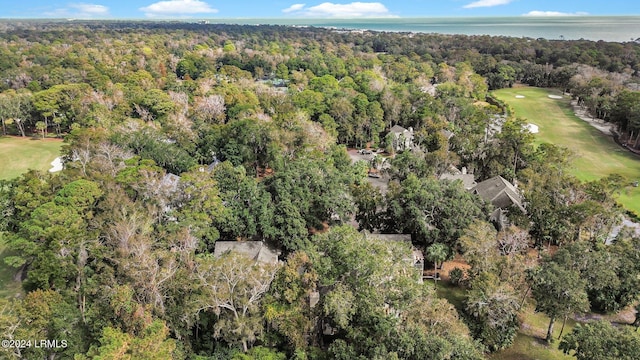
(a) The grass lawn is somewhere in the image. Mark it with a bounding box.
[433,279,466,312]
[489,306,576,360]
[0,233,22,300]
[0,136,63,180]
[488,332,573,360]
[434,280,576,360]
[492,87,640,216]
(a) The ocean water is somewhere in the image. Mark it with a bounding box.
[210,16,640,42]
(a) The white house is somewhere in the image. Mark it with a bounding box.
[389,125,414,152]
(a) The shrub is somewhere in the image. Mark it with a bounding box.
[449,267,465,286]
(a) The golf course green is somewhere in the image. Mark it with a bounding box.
[492,87,640,216]
[0,136,63,180]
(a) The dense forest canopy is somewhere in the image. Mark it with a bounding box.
[1,21,640,359]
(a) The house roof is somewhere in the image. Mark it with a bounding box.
[440,173,477,190]
[471,176,525,212]
[363,232,424,262]
[440,129,455,140]
[161,173,181,193]
[364,233,412,242]
[206,156,221,172]
[389,125,410,134]
[214,241,279,264]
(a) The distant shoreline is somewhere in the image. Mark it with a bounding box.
[1,16,638,42]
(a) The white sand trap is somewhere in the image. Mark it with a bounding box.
[49,157,63,173]
[548,94,563,99]
[515,95,525,98]
[525,123,539,134]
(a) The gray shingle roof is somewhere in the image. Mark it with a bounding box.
[161,173,181,193]
[365,233,412,242]
[389,125,409,134]
[471,176,525,212]
[440,173,477,190]
[213,241,279,264]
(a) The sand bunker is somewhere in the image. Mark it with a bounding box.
[548,94,563,99]
[515,95,525,99]
[525,123,539,134]
[49,157,63,173]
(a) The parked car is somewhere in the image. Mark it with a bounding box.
[359,149,372,155]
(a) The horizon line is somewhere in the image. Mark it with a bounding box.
[1,14,640,21]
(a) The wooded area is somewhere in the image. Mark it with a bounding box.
[1,21,640,359]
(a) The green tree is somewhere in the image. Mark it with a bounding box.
[383,174,487,250]
[487,64,516,89]
[33,83,92,135]
[81,319,177,360]
[351,181,383,232]
[0,298,22,359]
[385,151,433,182]
[232,346,287,360]
[587,238,640,313]
[499,117,535,181]
[459,220,500,276]
[310,226,483,359]
[465,273,520,351]
[426,243,449,286]
[136,89,176,124]
[559,320,640,360]
[212,161,272,241]
[14,289,86,359]
[262,157,352,251]
[173,168,227,251]
[264,251,319,352]
[0,90,33,136]
[191,252,280,352]
[292,89,326,119]
[35,120,46,139]
[529,261,590,342]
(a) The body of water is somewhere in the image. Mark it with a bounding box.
[209,16,640,42]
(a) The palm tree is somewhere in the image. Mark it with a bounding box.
[426,243,449,287]
[35,121,46,139]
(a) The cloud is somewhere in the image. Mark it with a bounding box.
[44,3,110,18]
[282,2,395,18]
[283,4,306,13]
[69,3,109,15]
[463,0,513,9]
[140,0,218,17]
[523,11,589,17]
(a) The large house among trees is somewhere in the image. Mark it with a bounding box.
[388,125,414,152]
[471,175,525,229]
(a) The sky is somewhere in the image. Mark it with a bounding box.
[1,0,639,19]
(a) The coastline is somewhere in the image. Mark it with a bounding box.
[200,16,640,42]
